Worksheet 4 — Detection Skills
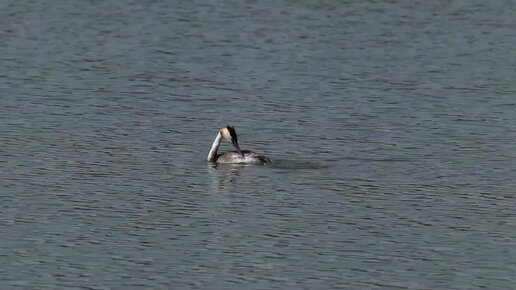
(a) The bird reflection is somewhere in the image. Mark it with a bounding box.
[207,162,247,193]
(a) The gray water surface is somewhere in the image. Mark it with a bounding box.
[2,0,516,289]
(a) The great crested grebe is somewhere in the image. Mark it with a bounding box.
[207,126,271,164]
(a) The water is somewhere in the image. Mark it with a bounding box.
[2,0,516,289]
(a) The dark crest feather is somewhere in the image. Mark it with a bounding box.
[226,126,238,142]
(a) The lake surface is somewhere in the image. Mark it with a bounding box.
[2,0,516,289]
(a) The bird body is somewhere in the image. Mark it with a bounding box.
[207,126,270,164]
[216,150,271,164]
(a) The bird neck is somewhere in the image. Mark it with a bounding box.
[207,132,222,162]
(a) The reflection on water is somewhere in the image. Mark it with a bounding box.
[207,163,243,193]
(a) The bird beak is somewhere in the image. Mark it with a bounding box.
[232,139,243,156]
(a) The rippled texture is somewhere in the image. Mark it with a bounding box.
[2,0,516,289]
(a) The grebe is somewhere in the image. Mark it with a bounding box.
[207,126,271,164]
